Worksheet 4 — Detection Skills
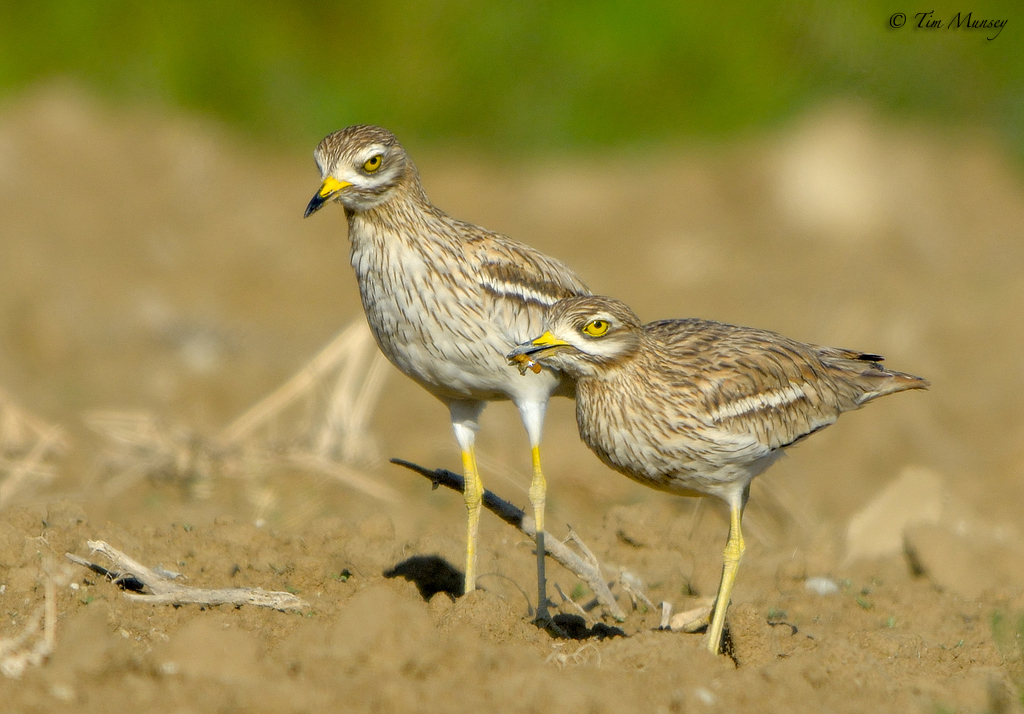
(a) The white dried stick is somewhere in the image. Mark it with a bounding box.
[66,540,308,612]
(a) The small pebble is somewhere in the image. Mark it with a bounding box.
[805,576,841,596]
[694,687,716,706]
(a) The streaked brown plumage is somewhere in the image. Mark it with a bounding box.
[303,125,589,616]
[508,295,928,653]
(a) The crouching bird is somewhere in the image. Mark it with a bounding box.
[508,295,928,654]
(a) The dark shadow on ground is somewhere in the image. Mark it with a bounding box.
[384,555,464,601]
[549,614,625,640]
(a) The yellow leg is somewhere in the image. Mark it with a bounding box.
[528,445,550,621]
[706,504,745,654]
[462,445,483,595]
[528,445,546,533]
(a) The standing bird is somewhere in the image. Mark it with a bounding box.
[507,295,928,653]
[303,125,589,619]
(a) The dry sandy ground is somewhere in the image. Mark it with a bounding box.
[0,84,1023,713]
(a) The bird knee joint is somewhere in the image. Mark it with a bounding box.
[724,540,745,564]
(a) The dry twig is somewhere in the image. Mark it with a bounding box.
[0,388,67,508]
[546,642,601,668]
[553,582,592,623]
[0,559,73,678]
[85,411,212,498]
[66,540,308,611]
[658,598,715,633]
[617,569,657,612]
[219,320,388,464]
[87,320,397,505]
[391,458,626,621]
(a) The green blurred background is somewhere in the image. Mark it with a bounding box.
[0,0,1019,154]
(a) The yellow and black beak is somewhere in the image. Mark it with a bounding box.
[506,332,571,375]
[304,176,352,218]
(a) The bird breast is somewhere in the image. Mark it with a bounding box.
[347,216,559,401]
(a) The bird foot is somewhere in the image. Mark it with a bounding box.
[534,613,570,639]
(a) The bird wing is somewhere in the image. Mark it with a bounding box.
[647,319,858,452]
[462,227,590,308]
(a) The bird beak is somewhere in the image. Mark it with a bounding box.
[507,332,571,375]
[304,176,352,217]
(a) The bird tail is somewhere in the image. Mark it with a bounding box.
[820,347,930,405]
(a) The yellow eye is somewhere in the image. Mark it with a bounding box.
[582,319,609,337]
[363,154,383,173]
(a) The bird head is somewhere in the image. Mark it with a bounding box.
[304,125,416,217]
[508,296,643,379]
